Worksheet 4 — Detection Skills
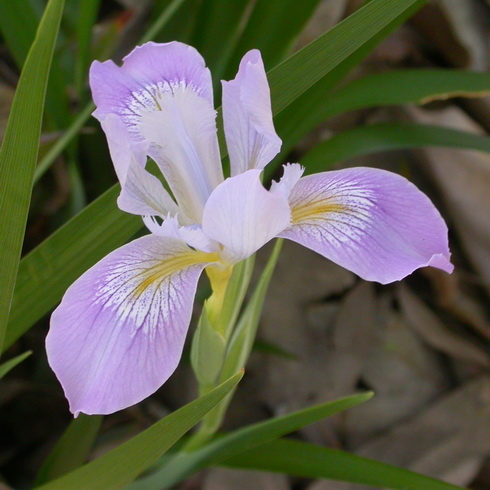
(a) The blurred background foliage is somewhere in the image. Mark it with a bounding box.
[2,0,490,488]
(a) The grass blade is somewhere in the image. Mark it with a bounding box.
[301,122,490,173]
[225,0,322,75]
[0,0,65,354]
[275,69,490,166]
[224,438,462,490]
[0,351,32,379]
[36,372,242,489]
[129,392,373,489]
[35,415,103,484]
[74,0,102,96]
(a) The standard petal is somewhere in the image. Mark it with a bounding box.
[117,163,182,219]
[279,167,453,284]
[99,114,181,219]
[202,169,291,262]
[98,113,147,183]
[90,41,214,135]
[90,42,223,221]
[222,50,282,176]
[140,87,222,222]
[46,235,217,415]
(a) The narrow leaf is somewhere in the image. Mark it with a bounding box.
[301,122,490,173]
[75,0,102,96]
[4,185,140,352]
[0,0,65,353]
[129,391,373,489]
[35,415,103,484]
[225,0,322,74]
[36,372,242,490]
[275,69,490,168]
[224,438,462,490]
[0,351,31,379]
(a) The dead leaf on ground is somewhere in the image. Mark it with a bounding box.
[398,284,490,369]
[404,105,490,299]
[356,377,490,487]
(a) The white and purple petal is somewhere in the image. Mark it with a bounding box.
[90,42,223,222]
[222,50,282,176]
[279,167,453,284]
[202,169,291,262]
[140,88,222,222]
[46,235,216,416]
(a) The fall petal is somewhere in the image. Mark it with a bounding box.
[279,167,453,284]
[46,235,216,415]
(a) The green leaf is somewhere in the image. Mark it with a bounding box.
[191,0,249,80]
[74,0,102,96]
[0,0,65,354]
[140,0,192,44]
[6,0,425,349]
[129,391,373,489]
[0,0,38,67]
[0,0,69,127]
[4,185,140,352]
[0,351,31,379]
[275,69,490,168]
[301,122,490,173]
[265,0,426,180]
[266,0,426,115]
[35,415,103,485]
[36,372,242,490]
[224,438,462,490]
[225,0,322,75]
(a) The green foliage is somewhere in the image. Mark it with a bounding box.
[36,415,103,484]
[36,373,242,490]
[0,0,65,354]
[0,351,31,379]
[301,123,490,173]
[128,392,373,489]
[224,438,463,490]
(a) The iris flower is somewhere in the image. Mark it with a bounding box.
[46,42,453,416]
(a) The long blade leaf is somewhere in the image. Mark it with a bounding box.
[0,351,32,379]
[129,392,373,489]
[36,372,242,489]
[0,0,65,353]
[301,122,490,173]
[275,69,490,166]
[35,415,103,484]
[223,438,462,490]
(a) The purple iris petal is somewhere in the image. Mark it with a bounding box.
[46,235,214,415]
[222,50,282,176]
[90,41,214,133]
[278,167,453,284]
[90,41,223,223]
[202,169,291,263]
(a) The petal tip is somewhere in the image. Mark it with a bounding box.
[428,252,454,274]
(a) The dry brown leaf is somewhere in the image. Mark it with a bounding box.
[356,377,490,487]
[404,106,490,299]
[203,468,289,490]
[413,0,489,69]
[344,305,448,447]
[398,284,490,368]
